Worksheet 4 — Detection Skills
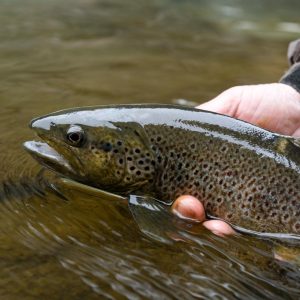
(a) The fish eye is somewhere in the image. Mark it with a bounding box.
[66,125,85,147]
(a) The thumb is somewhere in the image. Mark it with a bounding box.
[196,87,241,117]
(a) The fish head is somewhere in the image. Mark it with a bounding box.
[24,107,156,193]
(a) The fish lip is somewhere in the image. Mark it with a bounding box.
[25,121,85,178]
[23,140,75,175]
[29,117,37,129]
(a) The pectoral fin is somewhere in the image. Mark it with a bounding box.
[55,179,197,243]
[128,195,188,244]
[57,177,127,202]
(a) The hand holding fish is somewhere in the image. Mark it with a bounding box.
[173,82,300,236]
[199,83,300,137]
[24,40,300,237]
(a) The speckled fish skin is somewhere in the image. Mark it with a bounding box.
[25,105,300,234]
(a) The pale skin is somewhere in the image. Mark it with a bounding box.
[171,83,300,236]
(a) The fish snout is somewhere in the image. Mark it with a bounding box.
[29,116,55,132]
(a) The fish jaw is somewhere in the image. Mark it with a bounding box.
[25,114,79,178]
[23,141,75,176]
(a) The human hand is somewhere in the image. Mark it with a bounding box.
[172,83,300,236]
[199,83,300,137]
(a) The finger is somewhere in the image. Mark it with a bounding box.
[171,195,206,222]
[202,220,236,237]
[172,195,237,237]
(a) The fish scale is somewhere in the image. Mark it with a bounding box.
[144,123,300,233]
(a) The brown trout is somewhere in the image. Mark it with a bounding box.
[23,105,300,234]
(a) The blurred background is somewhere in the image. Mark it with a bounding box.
[1,0,299,111]
[2,0,300,173]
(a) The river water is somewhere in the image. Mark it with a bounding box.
[0,0,299,299]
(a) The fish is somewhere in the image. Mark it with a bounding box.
[23,39,300,236]
[23,104,300,234]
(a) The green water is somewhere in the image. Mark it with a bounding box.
[0,0,299,299]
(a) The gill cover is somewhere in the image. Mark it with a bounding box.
[26,108,157,193]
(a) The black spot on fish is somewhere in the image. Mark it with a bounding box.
[102,142,112,152]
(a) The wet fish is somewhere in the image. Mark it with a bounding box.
[23,104,300,234]
[23,39,300,236]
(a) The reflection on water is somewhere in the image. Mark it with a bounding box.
[0,0,299,299]
[1,172,300,299]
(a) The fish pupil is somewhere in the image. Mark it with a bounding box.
[67,132,83,145]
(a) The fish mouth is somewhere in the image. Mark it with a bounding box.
[23,140,75,175]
